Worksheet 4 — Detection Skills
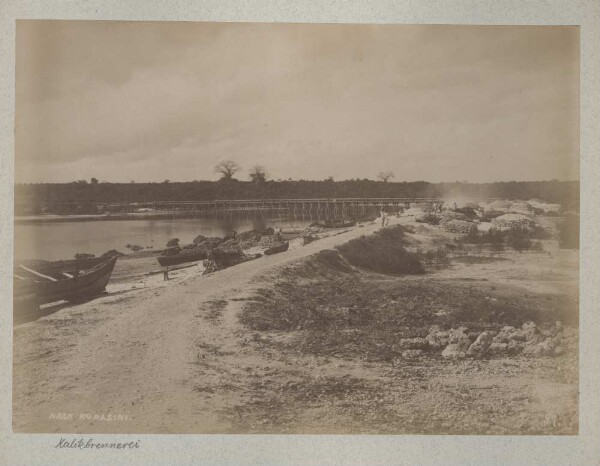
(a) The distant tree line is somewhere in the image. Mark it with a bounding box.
[14,178,579,215]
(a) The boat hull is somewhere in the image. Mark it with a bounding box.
[157,250,207,267]
[15,256,118,307]
[39,256,117,304]
[16,257,106,276]
[311,220,356,229]
[264,242,290,255]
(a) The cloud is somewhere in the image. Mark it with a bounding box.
[15,22,579,183]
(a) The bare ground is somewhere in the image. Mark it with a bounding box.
[12,217,578,434]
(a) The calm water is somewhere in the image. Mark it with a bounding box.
[14,215,313,261]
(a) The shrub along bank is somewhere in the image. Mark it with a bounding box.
[335,226,424,275]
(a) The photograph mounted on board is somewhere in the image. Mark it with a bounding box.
[13,21,579,434]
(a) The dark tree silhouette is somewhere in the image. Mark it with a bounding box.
[249,165,268,183]
[12,180,579,216]
[377,171,395,182]
[214,160,241,181]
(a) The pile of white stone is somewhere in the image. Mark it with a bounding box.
[491,213,536,232]
[393,321,576,360]
[442,219,478,235]
[440,211,469,222]
[432,321,575,359]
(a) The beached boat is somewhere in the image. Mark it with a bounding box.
[303,235,318,245]
[279,228,304,235]
[209,249,245,266]
[310,219,356,229]
[13,255,118,307]
[263,241,289,255]
[278,228,306,240]
[17,257,107,274]
[157,250,207,267]
[202,251,262,275]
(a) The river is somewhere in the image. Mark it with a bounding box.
[14,215,313,261]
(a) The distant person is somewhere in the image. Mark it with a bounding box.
[163,266,169,281]
[203,250,217,275]
[380,209,387,228]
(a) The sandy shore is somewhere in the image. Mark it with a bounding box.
[13,219,385,433]
[13,215,578,434]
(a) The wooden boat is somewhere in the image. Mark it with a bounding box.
[14,256,118,308]
[203,252,262,274]
[157,249,207,267]
[16,257,106,274]
[303,235,317,245]
[310,219,356,229]
[278,228,306,240]
[280,228,304,235]
[263,241,289,255]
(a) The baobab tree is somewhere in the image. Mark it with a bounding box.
[214,160,241,181]
[377,171,395,182]
[249,165,268,183]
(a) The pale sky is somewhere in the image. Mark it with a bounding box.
[15,22,579,183]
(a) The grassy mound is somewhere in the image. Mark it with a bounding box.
[336,226,424,275]
[277,249,356,282]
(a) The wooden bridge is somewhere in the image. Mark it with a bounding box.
[125,197,498,218]
[40,197,501,219]
[144,197,437,217]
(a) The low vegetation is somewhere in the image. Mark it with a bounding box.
[455,225,551,252]
[166,238,180,248]
[15,179,579,215]
[336,226,424,275]
[241,261,577,361]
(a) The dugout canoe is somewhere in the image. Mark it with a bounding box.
[263,241,289,255]
[310,219,356,229]
[14,255,118,307]
[157,250,207,267]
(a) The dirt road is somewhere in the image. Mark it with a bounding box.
[13,221,384,433]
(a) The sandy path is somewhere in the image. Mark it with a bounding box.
[13,220,385,433]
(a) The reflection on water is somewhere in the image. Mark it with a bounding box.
[14,214,312,261]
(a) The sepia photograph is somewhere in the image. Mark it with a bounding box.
[11,20,581,437]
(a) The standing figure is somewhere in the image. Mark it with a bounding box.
[275,226,283,242]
